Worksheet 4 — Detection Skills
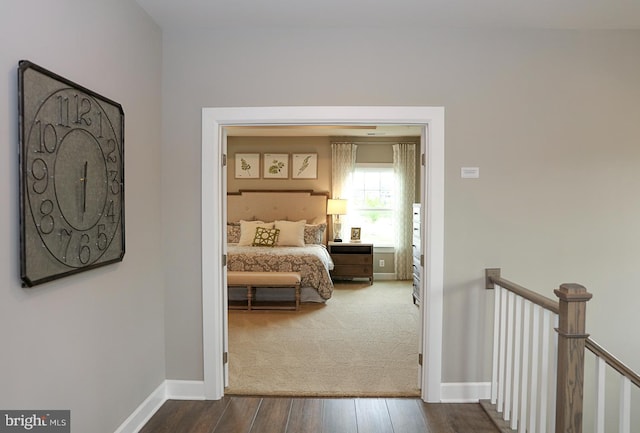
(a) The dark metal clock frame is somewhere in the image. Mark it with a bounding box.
[19,61,125,287]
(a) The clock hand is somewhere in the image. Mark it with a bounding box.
[82,161,88,215]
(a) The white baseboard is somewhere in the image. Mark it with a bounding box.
[113,382,166,433]
[113,380,206,433]
[440,382,491,403]
[165,380,206,400]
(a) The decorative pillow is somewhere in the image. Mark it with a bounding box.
[275,220,306,247]
[252,227,280,247]
[227,224,241,243]
[304,223,326,244]
[238,220,274,246]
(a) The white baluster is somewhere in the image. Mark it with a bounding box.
[529,304,541,433]
[548,314,559,433]
[539,309,552,433]
[619,376,631,433]
[510,296,523,430]
[518,300,531,433]
[594,356,606,433]
[497,287,508,413]
[491,285,502,405]
[504,291,515,421]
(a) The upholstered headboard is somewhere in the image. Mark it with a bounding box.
[227,190,329,225]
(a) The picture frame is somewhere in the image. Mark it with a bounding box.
[235,153,260,178]
[263,153,289,178]
[292,153,318,179]
[350,227,361,242]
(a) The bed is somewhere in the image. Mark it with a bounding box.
[226,190,334,303]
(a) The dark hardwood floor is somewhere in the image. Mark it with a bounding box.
[139,396,500,433]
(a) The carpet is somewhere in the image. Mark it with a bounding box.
[226,280,421,397]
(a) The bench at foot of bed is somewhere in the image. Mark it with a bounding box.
[227,271,301,311]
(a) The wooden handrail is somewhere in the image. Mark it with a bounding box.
[485,268,559,314]
[487,269,640,388]
[485,268,640,433]
[586,338,640,388]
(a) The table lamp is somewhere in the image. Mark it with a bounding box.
[327,198,348,242]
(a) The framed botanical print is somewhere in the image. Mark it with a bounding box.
[235,153,259,178]
[263,153,288,178]
[292,153,318,179]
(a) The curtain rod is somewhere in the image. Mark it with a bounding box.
[332,140,419,145]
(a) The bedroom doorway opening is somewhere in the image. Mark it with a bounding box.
[201,106,444,402]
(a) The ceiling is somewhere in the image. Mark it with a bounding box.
[135,0,640,31]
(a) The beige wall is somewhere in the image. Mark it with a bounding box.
[227,135,418,193]
[162,27,640,385]
[0,2,164,432]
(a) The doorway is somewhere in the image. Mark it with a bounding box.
[201,106,444,402]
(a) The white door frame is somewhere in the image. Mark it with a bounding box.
[201,106,444,402]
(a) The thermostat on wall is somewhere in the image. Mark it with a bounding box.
[461,167,480,178]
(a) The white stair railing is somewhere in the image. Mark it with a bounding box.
[484,268,640,433]
[587,339,640,433]
[488,272,560,433]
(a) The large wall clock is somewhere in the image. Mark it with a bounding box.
[19,61,125,287]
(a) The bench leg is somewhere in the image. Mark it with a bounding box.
[295,283,300,310]
[247,285,253,311]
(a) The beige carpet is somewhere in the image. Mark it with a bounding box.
[226,280,421,397]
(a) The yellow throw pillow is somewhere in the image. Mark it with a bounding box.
[252,227,280,247]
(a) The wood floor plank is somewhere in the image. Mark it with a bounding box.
[138,397,500,433]
[212,396,261,433]
[354,399,394,433]
[187,398,233,433]
[138,400,191,433]
[249,398,292,433]
[140,400,225,433]
[443,403,501,433]
[386,398,428,433]
[421,403,499,433]
[286,398,323,433]
[322,399,357,433]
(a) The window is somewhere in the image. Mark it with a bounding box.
[348,164,395,246]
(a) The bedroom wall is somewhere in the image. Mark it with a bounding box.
[161,27,640,386]
[0,2,164,432]
[227,136,331,192]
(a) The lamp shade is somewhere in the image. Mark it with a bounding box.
[327,198,347,215]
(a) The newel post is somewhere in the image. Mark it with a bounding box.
[554,283,592,433]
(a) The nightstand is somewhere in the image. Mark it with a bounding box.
[328,242,373,285]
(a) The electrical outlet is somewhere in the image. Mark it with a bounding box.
[379,259,385,267]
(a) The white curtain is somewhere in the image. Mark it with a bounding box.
[393,143,416,280]
[331,142,357,241]
[331,142,357,199]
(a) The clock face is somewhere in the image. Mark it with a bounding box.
[19,61,125,287]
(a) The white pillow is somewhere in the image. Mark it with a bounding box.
[238,220,273,246]
[275,220,306,247]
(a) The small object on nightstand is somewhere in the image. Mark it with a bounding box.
[328,242,373,285]
[350,227,361,242]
